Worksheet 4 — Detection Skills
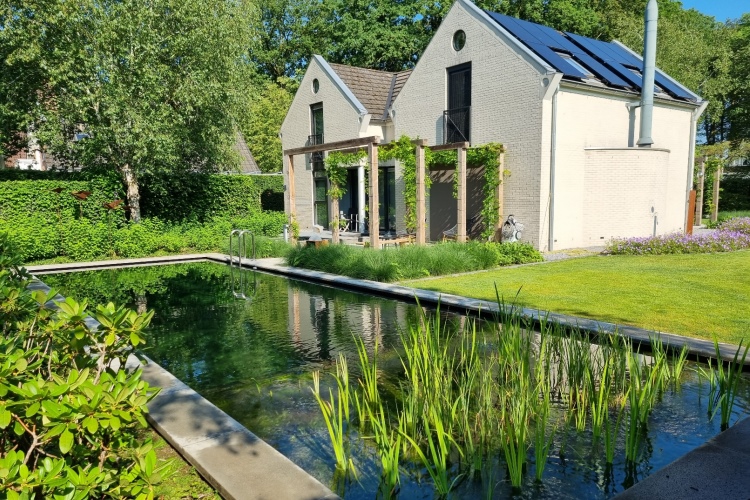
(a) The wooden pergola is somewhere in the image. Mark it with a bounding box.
[283,137,505,248]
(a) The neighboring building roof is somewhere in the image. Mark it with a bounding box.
[235,131,261,173]
[484,11,700,103]
[327,63,413,119]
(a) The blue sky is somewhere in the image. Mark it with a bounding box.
[679,0,748,21]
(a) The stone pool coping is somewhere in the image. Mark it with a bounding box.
[614,417,750,500]
[26,253,749,500]
[26,272,339,500]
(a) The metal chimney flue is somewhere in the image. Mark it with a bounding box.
[638,0,658,147]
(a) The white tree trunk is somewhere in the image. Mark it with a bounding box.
[121,164,141,222]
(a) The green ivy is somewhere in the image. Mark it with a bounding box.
[324,150,365,201]
[381,137,505,237]
[380,135,432,233]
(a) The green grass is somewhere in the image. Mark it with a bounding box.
[144,429,220,499]
[401,252,750,344]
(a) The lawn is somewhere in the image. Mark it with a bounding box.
[402,251,750,344]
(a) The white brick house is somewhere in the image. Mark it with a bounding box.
[280,0,705,250]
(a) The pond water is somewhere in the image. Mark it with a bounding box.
[41,262,750,499]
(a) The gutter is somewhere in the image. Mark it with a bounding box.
[544,73,563,251]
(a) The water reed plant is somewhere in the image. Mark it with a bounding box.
[311,295,701,496]
[311,365,356,476]
[700,338,749,430]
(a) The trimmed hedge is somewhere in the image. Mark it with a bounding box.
[0,169,284,223]
[139,172,284,221]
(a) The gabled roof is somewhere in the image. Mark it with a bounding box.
[234,131,261,173]
[483,10,700,103]
[327,63,412,119]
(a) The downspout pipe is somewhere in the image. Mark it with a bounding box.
[637,0,658,147]
[544,72,563,252]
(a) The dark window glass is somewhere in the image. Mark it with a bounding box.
[453,30,466,51]
[445,63,471,143]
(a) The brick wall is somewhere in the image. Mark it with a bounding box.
[391,1,548,245]
[280,59,381,231]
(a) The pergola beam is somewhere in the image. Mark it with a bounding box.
[283,135,380,156]
[415,144,426,245]
[368,143,380,249]
[429,141,470,152]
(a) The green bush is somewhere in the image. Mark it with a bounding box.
[0,232,169,497]
[139,173,284,221]
[286,241,543,282]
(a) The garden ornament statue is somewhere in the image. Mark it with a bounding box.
[501,215,523,243]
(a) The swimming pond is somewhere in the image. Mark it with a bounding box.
[41,262,750,499]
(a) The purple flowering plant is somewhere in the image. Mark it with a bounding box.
[605,217,750,255]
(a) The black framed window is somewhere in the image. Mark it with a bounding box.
[445,63,471,143]
[309,103,324,170]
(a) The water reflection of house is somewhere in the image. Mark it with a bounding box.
[286,287,409,361]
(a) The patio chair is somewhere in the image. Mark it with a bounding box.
[442,214,482,241]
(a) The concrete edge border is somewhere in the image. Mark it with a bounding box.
[27,274,339,500]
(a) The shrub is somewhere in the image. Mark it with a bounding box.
[605,226,750,255]
[0,232,169,497]
[285,241,543,282]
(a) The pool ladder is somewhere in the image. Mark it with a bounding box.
[229,230,257,300]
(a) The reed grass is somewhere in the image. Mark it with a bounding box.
[699,338,749,430]
[311,295,703,495]
[311,370,356,475]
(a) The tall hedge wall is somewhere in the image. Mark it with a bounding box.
[138,172,284,221]
[0,169,284,222]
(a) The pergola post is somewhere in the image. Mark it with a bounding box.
[457,146,467,242]
[286,154,297,242]
[711,165,722,223]
[495,152,505,238]
[368,142,380,249]
[415,144,426,245]
[695,156,705,225]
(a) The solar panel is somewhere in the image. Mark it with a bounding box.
[485,10,696,101]
[604,42,696,101]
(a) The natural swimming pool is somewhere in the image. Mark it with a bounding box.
[41,261,750,499]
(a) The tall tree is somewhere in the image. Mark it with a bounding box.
[239,77,296,173]
[0,0,256,221]
[728,14,750,146]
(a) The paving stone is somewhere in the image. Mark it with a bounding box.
[615,418,750,500]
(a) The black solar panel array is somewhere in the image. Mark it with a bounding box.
[485,11,696,102]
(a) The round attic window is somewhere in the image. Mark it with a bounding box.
[312,78,320,94]
[453,30,466,51]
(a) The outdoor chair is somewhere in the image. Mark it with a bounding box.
[442,214,482,241]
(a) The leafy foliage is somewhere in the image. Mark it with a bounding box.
[286,241,543,282]
[380,136,431,233]
[238,78,295,173]
[0,232,168,497]
[0,0,256,220]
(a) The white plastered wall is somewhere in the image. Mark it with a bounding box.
[550,85,694,249]
[391,0,549,244]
